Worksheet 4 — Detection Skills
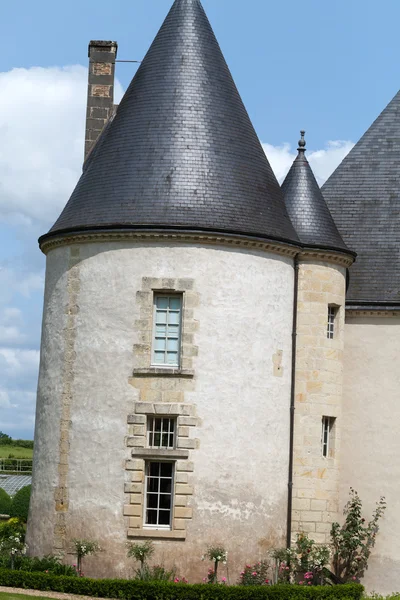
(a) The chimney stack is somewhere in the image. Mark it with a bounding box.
[85,40,118,160]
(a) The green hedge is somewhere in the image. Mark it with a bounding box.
[9,485,31,521]
[0,569,363,600]
[0,488,11,515]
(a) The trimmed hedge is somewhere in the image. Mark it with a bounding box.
[0,569,364,600]
[0,489,11,516]
[9,485,31,521]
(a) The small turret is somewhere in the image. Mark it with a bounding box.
[282,131,353,255]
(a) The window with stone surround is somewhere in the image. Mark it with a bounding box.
[152,294,182,367]
[322,416,336,458]
[147,416,176,449]
[327,305,338,339]
[144,461,174,528]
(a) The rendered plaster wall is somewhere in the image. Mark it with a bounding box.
[28,240,294,580]
[340,316,400,595]
[27,247,71,555]
[292,261,346,543]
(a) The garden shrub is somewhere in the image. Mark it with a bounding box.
[0,568,364,600]
[0,489,11,516]
[0,555,77,576]
[0,517,25,541]
[9,485,31,521]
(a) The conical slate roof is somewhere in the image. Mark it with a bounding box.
[281,132,352,254]
[40,0,299,247]
[322,90,400,305]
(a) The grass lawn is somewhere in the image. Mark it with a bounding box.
[0,446,33,459]
[0,594,55,600]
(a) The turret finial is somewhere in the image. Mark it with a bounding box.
[298,130,306,152]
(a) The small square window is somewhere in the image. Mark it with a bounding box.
[152,294,182,367]
[147,417,176,449]
[144,461,174,528]
[327,305,338,339]
[322,416,336,458]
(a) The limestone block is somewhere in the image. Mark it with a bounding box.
[128,516,141,529]
[174,506,193,519]
[173,519,187,530]
[175,484,193,495]
[174,495,188,507]
[176,460,194,472]
[127,414,146,424]
[311,499,327,511]
[175,472,189,484]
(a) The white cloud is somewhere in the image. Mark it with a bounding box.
[263,139,354,185]
[0,65,124,226]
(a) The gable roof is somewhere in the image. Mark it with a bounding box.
[40,0,299,248]
[281,133,353,255]
[322,90,400,306]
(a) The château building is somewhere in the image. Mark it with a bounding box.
[27,0,400,592]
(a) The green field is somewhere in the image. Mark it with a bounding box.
[0,594,55,600]
[0,446,33,459]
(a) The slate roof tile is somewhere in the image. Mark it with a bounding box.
[322,90,400,304]
[40,0,299,247]
[281,133,352,255]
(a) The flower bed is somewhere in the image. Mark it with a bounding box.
[0,569,363,600]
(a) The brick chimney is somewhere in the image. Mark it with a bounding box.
[85,40,118,160]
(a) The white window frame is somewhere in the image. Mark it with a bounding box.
[327,305,338,339]
[147,416,176,449]
[143,461,174,530]
[322,416,335,458]
[151,293,183,367]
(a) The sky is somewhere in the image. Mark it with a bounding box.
[1,0,400,439]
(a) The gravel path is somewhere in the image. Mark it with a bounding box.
[0,586,112,600]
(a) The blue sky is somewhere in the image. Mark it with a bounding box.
[1,0,400,439]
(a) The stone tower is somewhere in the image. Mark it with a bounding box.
[282,133,354,545]
[27,0,355,581]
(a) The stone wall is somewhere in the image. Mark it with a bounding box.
[292,260,346,543]
[341,314,400,594]
[28,239,295,581]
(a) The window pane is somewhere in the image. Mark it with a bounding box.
[167,352,178,364]
[149,463,159,476]
[169,298,181,310]
[148,477,159,493]
[158,510,171,525]
[156,297,169,309]
[153,351,165,364]
[160,463,173,477]
[167,338,179,351]
[147,494,158,508]
[169,312,180,325]
[154,338,166,350]
[146,510,157,524]
[159,494,172,509]
[156,311,167,324]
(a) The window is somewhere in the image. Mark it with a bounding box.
[144,461,174,528]
[147,417,176,449]
[152,295,182,366]
[322,416,335,458]
[327,305,338,339]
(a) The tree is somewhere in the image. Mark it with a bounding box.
[0,433,12,445]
